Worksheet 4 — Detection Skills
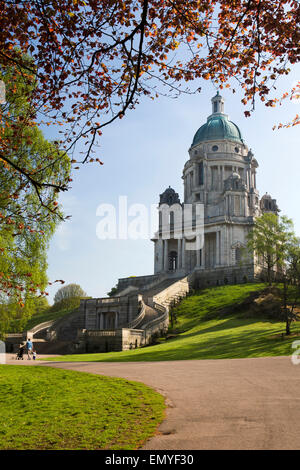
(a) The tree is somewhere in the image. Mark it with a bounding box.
[247,213,295,286]
[0,296,49,339]
[247,213,300,335]
[54,283,87,304]
[107,284,118,297]
[0,64,70,336]
[281,239,300,335]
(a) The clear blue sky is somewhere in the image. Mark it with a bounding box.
[46,68,300,303]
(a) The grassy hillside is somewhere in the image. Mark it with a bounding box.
[23,297,82,331]
[0,366,165,450]
[44,283,300,362]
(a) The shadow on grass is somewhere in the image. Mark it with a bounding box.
[60,318,299,363]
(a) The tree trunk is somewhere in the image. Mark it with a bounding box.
[267,256,272,286]
[283,278,290,335]
[286,318,291,336]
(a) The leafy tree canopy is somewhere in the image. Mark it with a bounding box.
[247,212,295,285]
[0,63,70,334]
[53,283,87,304]
[0,0,298,177]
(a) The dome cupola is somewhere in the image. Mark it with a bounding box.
[192,93,243,146]
[159,186,181,206]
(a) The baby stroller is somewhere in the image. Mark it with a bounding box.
[16,345,25,360]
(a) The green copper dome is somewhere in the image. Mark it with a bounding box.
[192,114,243,146]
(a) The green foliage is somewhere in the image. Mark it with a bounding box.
[247,213,295,285]
[8,296,87,333]
[46,283,300,363]
[280,239,300,335]
[51,296,82,312]
[0,62,71,336]
[54,284,87,304]
[0,295,49,339]
[247,213,300,334]
[23,304,78,332]
[107,285,118,297]
[0,366,165,450]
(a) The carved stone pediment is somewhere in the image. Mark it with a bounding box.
[231,241,245,249]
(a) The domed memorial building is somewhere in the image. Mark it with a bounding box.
[30,94,280,354]
[151,92,279,286]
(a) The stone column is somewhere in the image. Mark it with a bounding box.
[193,165,197,188]
[196,236,200,268]
[164,239,169,271]
[196,240,201,268]
[201,234,205,268]
[182,238,185,272]
[177,238,182,269]
[219,229,223,266]
[221,166,224,191]
[154,240,157,273]
[204,162,208,191]
[159,238,164,272]
[208,166,212,190]
[216,231,220,266]
[196,251,201,268]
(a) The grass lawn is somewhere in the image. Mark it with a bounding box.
[43,283,300,363]
[0,366,165,450]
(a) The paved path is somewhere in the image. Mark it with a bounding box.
[5,355,300,449]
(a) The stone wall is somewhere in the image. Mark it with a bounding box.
[189,263,257,289]
[117,274,160,292]
[83,295,141,330]
[76,328,145,353]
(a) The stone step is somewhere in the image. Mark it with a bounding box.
[134,304,160,329]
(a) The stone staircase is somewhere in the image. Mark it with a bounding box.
[133,303,160,329]
[17,275,190,355]
[142,276,190,309]
[129,275,190,340]
[46,308,85,342]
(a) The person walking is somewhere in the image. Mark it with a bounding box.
[26,338,33,360]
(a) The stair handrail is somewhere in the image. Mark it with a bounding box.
[152,276,189,304]
[140,302,168,330]
[127,299,146,329]
[26,319,55,336]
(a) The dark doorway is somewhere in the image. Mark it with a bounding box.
[169,251,177,271]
